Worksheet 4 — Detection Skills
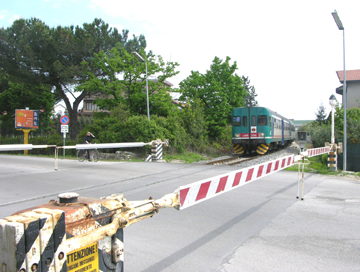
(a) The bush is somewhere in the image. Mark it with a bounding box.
[310,124,331,148]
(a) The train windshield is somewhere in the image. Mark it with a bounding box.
[251,116,256,126]
[232,116,241,126]
[258,115,267,126]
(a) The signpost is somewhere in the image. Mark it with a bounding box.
[15,109,39,154]
[60,116,69,159]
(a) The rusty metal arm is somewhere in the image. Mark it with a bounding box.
[65,193,179,251]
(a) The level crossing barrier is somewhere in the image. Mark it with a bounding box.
[0,140,169,170]
[0,145,333,271]
[0,144,56,151]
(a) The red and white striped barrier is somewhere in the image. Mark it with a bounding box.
[174,154,295,210]
[303,147,330,157]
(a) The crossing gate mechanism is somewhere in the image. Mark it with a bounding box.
[0,191,178,272]
[0,147,331,271]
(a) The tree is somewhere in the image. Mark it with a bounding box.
[78,44,180,117]
[334,106,360,143]
[315,103,327,124]
[241,76,258,107]
[0,74,54,136]
[179,56,246,137]
[0,18,147,140]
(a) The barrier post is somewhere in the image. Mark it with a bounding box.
[151,141,162,161]
[149,139,168,162]
[328,151,337,171]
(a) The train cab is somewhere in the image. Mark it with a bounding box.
[232,107,295,155]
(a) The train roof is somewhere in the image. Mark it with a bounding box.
[234,106,294,124]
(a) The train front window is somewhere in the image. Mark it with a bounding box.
[258,115,267,126]
[251,115,256,126]
[233,116,241,126]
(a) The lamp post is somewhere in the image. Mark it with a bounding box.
[332,10,346,171]
[132,51,150,120]
[329,94,337,145]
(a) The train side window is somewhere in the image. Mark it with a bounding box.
[232,116,241,126]
[269,117,272,127]
[243,116,247,127]
[258,115,267,126]
[251,115,256,126]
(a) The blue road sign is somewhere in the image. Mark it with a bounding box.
[60,115,69,125]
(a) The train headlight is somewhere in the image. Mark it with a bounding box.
[260,133,265,137]
[235,133,240,138]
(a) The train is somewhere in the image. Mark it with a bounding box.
[232,106,295,155]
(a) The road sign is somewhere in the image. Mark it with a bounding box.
[60,115,69,125]
[61,125,69,133]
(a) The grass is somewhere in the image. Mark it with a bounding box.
[285,154,360,177]
[164,152,208,164]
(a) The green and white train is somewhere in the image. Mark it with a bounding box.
[232,107,295,155]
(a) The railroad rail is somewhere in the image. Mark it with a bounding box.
[206,147,299,166]
[206,155,261,166]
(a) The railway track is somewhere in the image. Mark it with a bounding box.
[205,146,299,166]
[206,154,261,166]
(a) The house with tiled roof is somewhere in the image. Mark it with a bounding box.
[78,78,175,116]
[336,69,360,109]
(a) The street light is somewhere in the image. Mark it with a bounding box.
[329,94,337,145]
[332,10,347,171]
[132,51,150,120]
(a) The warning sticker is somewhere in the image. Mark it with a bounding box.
[67,242,98,272]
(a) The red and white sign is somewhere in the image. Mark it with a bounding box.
[174,154,295,210]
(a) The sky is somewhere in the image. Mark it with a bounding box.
[1,0,360,120]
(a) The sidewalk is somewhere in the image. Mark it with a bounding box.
[220,175,360,272]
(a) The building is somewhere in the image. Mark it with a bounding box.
[78,79,174,116]
[336,69,360,109]
[291,120,313,132]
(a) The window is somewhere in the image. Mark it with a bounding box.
[269,117,272,127]
[232,116,241,126]
[251,115,256,126]
[258,115,267,126]
[243,116,247,127]
[86,102,98,111]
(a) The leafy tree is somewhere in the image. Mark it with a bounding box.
[241,76,258,107]
[334,106,360,143]
[0,73,54,136]
[78,44,179,117]
[315,103,327,124]
[179,98,207,150]
[179,56,246,137]
[0,18,146,140]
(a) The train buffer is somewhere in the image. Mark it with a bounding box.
[0,147,330,271]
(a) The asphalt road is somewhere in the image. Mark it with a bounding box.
[0,155,359,272]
